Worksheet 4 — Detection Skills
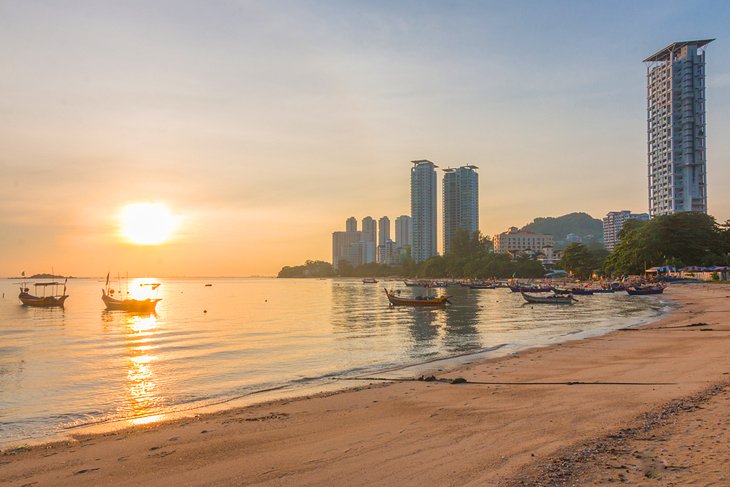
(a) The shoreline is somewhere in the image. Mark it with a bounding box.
[2,283,728,485]
[2,292,671,450]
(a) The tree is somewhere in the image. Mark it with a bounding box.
[603,212,727,276]
[559,243,598,279]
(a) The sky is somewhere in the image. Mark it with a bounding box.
[1,0,729,277]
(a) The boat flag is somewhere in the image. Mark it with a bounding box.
[105,272,110,288]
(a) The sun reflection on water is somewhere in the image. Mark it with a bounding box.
[125,314,160,421]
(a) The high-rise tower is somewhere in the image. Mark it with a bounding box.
[395,215,412,249]
[644,39,713,216]
[410,160,438,263]
[442,165,479,254]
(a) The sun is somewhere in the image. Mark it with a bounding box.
[119,202,179,245]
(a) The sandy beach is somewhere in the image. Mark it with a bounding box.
[2,284,729,486]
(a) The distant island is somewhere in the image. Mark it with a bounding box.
[7,273,75,279]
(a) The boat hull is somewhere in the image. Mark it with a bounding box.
[521,292,573,304]
[384,290,450,307]
[509,286,553,293]
[626,287,664,295]
[102,293,160,312]
[19,293,68,308]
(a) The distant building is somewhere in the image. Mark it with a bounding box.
[493,227,554,254]
[346,216,357,233]
[379,240,398,266]
[346,240,375,267]
[411,160,438,262]
[603,211,650,251]
[377,216,391,264]
[332,230,361,269]
[565,233,582,243]
[361,216,377,263]
[361,217,376,244]
[644,39,713,216]
[442,165,479,254]
[378,216,390,245]
[395,215,412,249]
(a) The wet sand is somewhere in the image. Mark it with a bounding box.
[2,284,729,486]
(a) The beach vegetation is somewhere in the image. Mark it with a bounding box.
[558,243,609,279]
[277,260,336,278]
[603,212,728,275]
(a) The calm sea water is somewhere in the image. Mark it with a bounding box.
[0,277,671,447]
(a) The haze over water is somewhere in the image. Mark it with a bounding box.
[0,277,672,447]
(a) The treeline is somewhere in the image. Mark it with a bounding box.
[278,230,546,279]
[558,212,730,278]
[279,213,730,280]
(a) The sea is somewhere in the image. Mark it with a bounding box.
[0,277,673,448]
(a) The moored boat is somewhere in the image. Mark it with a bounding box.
[19,280,69,308]
[521,292,574,304]
[384,289,450,307]
[362,278,378,284]
[468,283,497,289]
[626,284,665,295]
[102,273,161,312]
[509,284,553,293]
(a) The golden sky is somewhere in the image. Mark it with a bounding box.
[1,1,729,276]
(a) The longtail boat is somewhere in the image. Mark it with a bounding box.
[19,280,69,308]
[468,283,497,289]
[384,289,450,307]
[626,285,665,296]
[509,284,553,293]
[102,273,161,312]
[521,292,574,304]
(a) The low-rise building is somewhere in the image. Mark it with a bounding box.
[493,227,554,254]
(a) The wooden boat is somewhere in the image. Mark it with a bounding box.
[509,284,553,293]
[468,283,496,289]
[362,278,378,284]
[403,280,423,287]
[18,281,69,308]
[593,288,615,294]
[568,288,595,296]
[102,273,161,312]
[384,289,450,307]
[522,292,574,304]
[626,285,665,296]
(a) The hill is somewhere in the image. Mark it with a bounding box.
[521,212,603,240]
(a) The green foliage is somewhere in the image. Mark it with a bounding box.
[277,260,336,278]
[558,243,608,279]
[522,212,603,239]
[603,212,728,276]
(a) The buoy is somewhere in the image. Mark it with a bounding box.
[203,309,207,313]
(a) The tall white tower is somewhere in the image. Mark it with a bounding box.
[644,39,713,216]
[442,165,479,254]
[410,160,438,263]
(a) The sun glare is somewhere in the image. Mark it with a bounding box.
[119,203,179,245]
